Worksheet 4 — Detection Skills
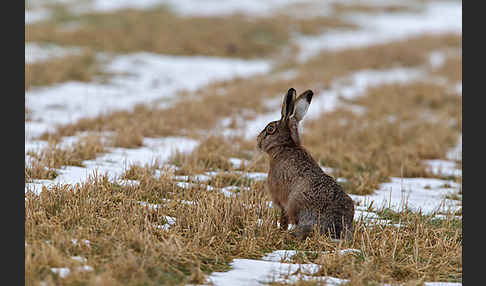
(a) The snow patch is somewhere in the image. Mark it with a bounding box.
[424,159,462,178]
[25,136,199,193]
[207,258,326,286]
[446,135,462,162]
[428,51,447,69]
[350,177,461,214]
[51,265,93,278]
[156,216,176,230]
[297,1,462,61]
[71,256,88,263]
[25,8,51,24]
[220,186,250,197]
[26,53,270,140]
[71,239,91,246]
[25,43,82,64]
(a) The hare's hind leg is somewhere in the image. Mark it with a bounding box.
[293,208,316,240]
[319,215,353,240]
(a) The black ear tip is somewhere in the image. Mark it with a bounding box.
[305,90,313,101]
[288,88,296,94]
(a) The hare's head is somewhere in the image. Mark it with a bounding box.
[257,88,313,153]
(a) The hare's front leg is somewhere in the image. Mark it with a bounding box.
[273,202,289,231]
[279,208,289,231]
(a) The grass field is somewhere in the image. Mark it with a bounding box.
[25,0,462,285]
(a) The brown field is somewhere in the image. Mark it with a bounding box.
[434,56,462,83]
[27,6,356,59]
[331,2,421,14]
[39,34,461,142]
[25,175,461,285]
[25,135,105,182]
[25,50,105,91]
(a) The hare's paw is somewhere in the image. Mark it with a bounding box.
[279,211,289,231]
[291,225,312,240]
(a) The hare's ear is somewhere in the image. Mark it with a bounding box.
[293,90,313,122]
[281,88,296,121]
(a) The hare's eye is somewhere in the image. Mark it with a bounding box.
[266,125,276,134]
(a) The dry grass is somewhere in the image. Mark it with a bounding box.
[25,135,105,182]
[433,56,462,83]
[109,127,144,149]
[331,3,421,14]
[25,50,105,91]
[25,107,32,121]
[168,136,259,175]
[169,138,234,174]
[26,6,356,59]
[295,34,461,87]
[25,173,461,285]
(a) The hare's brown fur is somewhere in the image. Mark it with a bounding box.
[257,88,354,240]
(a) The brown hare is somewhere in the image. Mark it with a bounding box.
[257,88,355,240]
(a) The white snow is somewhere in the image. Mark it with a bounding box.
[71,256,88,263]
[138,201,161,210]
[90,0,167,12]
[354,209,381,221]
[25,136,199,194]
[26,0,332,18]
[162,198,195,205]
[428,51,447,69]
[446,135,462,162]
[207,248,460,286]
[50,267,71,278]
[423,284,462,286]
[261,250,300,262]
[175,181,215,191]
[51,265,93,278]
[25,0,428,19]
[424,159,462,178]
[156,216,176,230]
[220,185,250,197]
[242,172,268,181]
[25,43,82,64]
[454,82,462,96]
[228,157,249,169]
[261,249,361,263]
[172,174,211,182]
[297,1,462,61]
[160,0,331,17]
[208,249,362,285]
[25,8,51,24]
[207,258,325,286]
[71,239,91,246]
[350,177,461,215]
[26,53,271,140]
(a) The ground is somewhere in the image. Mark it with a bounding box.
[25,0,462,285]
